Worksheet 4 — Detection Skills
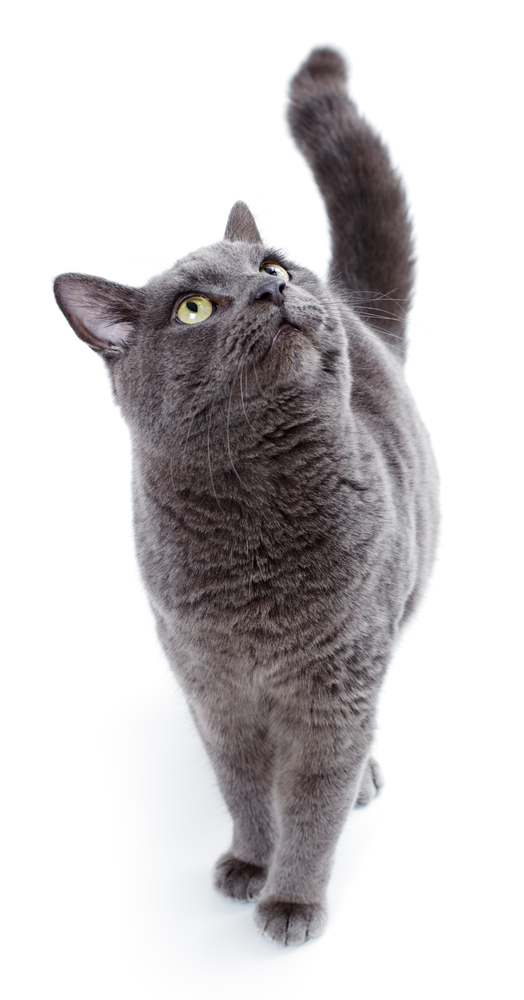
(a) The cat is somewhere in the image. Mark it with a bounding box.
[54,48,439,946]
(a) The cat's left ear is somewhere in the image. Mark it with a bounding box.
[224,201,262,244]
[54,273,143,357]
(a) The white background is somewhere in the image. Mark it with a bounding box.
[1,1,523,997]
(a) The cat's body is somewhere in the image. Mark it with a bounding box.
[55,49,439,945]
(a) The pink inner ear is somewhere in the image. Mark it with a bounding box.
[69,293,133,346]
[55,274,137,349]
[88,314,134,345]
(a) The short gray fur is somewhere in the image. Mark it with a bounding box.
[54,48,439,946]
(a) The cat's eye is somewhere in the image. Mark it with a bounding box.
[176,295,215,325]
[259,263,289,282]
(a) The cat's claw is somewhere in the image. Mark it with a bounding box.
[213,853,267,902]
[254,899,327,947]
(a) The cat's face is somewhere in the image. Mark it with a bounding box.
[55,203,351,451]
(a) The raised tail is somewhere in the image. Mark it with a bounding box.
[288,48,415,361]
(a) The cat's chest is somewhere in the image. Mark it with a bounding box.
[132,443,391,639]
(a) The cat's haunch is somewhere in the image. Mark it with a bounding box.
[54,47,438,947]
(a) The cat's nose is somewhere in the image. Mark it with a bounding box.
[254,279,286,307]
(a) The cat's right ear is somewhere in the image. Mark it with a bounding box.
[54,273,143,357]
[224,201,262,244]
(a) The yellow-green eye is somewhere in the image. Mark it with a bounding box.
[176,296,215,324]
[259,263,289,282]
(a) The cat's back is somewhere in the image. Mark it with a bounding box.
[343,308,439,612]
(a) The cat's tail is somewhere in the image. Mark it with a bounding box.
[288,48,415,360]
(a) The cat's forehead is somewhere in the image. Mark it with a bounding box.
[161,241,266,288]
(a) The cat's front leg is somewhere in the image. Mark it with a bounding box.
[254,697,374,946]
[190,702,276,901]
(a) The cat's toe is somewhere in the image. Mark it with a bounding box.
[254,899,327,947]
[355,757,384,807]
[213,853,267,902]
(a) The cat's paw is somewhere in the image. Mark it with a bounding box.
[213,853,267,902]
[355,757,384,807]
[289,47,347,101]
[254,898,327,946]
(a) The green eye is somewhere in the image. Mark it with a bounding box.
[176,296,215,324]
[260,263,289,282]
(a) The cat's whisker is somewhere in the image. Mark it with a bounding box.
[226,380,244,486]
[237,356,255,432]
[243,336,272,404]
[356,307,408,326]
[353,305,408,324]
[251,357,264,401]
[205,384,226,510]
[350,285,410,307]
[177,371,225,478]
[180,383,210,471]
[364,333,407,358]
[244,361,250,418]
[169,453,177,495]
[358,324,408,348]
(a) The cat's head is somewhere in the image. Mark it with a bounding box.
[54,202,351,449]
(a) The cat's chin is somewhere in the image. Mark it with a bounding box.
[273,335,322,389]
[264,324,321,389]
[271,321,300,347]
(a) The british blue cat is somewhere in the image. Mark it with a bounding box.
[54,48,439,946]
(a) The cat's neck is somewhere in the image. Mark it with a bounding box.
[132,390,355,513]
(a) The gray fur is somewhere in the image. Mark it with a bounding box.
[54,48,439,946]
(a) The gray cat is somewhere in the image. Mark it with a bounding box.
[54,48,439,946]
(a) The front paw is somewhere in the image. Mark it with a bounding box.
[213,853,267,902]
[254,898,327,946]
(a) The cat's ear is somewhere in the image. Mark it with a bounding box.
[54,273,143,357]
[224,201,262,244]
